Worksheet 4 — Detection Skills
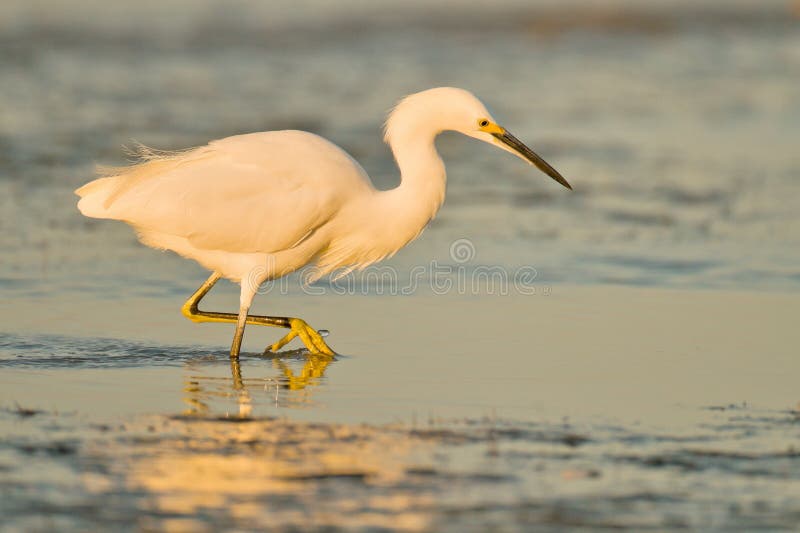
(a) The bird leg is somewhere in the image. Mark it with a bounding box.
[181,272,335,357]
[230,303,251,358]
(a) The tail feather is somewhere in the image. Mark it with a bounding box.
[75,176,118,218]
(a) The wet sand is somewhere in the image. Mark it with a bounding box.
[2,286,799,530]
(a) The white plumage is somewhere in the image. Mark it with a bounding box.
[76,87,570,356]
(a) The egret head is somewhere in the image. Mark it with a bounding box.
[385,87,571,190]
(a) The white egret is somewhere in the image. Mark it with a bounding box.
[76,87,571,357]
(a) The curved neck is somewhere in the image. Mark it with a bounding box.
[379,130,447,237]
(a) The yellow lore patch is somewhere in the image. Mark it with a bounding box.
[478,119,505,135]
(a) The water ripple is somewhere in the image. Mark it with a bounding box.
[0,332,225,368]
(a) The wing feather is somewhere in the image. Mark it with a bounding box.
[99,131,371,254]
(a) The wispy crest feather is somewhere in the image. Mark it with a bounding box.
[95,141,197,177]
[84,141,210,210]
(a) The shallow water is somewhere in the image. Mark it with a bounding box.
[3,404,800,531]
[2,0,800,530]
[3,288,800,530]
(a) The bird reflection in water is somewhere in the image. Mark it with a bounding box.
[182,352,335,417]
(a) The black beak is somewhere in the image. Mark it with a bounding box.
[492,130,572,190]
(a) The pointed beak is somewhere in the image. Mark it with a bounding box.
[492,130,572,190]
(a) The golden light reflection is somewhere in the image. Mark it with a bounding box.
[275,354,333,391]
[118,415,434,531]
[181,353,335,417]
[143,353,437,529]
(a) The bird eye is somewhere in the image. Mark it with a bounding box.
[479,119,490,128]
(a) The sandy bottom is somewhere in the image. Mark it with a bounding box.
[1,286,799,530]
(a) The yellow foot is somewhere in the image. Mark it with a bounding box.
[266,318,335,356]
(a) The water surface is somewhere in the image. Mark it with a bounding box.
[2,0,800,530]
[3,289,800,530]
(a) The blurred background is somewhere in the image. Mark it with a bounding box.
[2,4,799,529]
[1,0,799,295]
